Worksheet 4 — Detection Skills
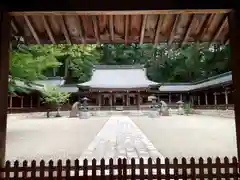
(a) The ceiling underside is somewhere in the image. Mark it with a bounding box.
[10,10,231,45]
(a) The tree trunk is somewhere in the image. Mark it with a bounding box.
[55,107,61,117]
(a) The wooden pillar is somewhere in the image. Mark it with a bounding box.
[126,92,129,106]
[205,92,208,105]
[197,95,200,105]
[229,10,240,160]
[30,96,33,108]
[37,96,40,107]
[137,91,140,110]
[9,94,12,108]
[190,95,194,105]
[21,96,24,108]
[168,93,171,104]
[98,93,101,107]
[225,89,229,105]
[0,11,10,166]
[180,93,183,101]
[214,92,217,106]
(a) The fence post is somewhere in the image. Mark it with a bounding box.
[57,160,62,179]
[139,158,144,180]
[100,158,105,180]
[117,158,122,180]
[190,157,195,179]
[109,158,114,180]
[74,159,80,177]
[40,160,45,178]
[156,158,161,179]
[31,160,36,178]
[66,159,71,178]
[13,160,19,179]
[165,158,170,180]
[148,158,153,180]
[48,160,54,179]
[173,158,178,180]
[199,158,204,180]
[22,160,28,178]
[131,158,136,180]
[207,158,213,180]
[122,158,127,179]
[215,157,221,179]
[232,157,238,180]
[91,159,96,178]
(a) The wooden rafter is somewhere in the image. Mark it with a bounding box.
[59,15,71,44]
[11,19,18,34]
[42,16,56,44]
[168,14,180,45]
[23,15,40,44]
[76,16,85,44]
[109,15,114,42]
[200,14,215,40]
[211,16,228,44]
[225,38,229,44]
[181,15,194,46]
[124,15,129,45]
[154,15,164,45]
[92,16,100,44]
[194,14,210,41]
[139,15,147,44]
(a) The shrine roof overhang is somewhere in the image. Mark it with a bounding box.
[159,71,232,92]
[9,9,231,45]
[78,65,159,89]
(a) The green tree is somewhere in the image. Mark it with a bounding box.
[41,86,70,117]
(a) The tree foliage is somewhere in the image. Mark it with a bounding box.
[10,43,231,90]
[41,86,70,107]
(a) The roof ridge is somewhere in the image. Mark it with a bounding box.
[94,64,144,69]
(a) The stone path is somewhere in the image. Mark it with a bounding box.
[79,115,164,163]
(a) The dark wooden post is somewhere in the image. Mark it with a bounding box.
[229,9,240,160]
[0,11,10,166]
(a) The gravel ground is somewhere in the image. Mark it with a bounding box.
[6,116,108,163]
[131,114,237,161]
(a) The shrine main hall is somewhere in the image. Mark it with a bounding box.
[74,64,233,110]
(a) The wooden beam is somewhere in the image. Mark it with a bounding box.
[124,15,129,45]
[24,15,40,44]
[228,10,240,161]
[168,14,180,45]
[42,15,56,44]
[59,15,71,44]
[0,11,11,167]
[181,14,194,46]
[154,15,164,45]
[76,16,85,44]
[92,16,100,44]
[109,15,114,42]
[139,15,147,44]
[10,9,231,16]
[211,16,228,44]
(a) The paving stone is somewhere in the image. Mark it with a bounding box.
[79,115,164,162]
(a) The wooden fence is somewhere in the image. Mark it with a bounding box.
[0,157,239,179]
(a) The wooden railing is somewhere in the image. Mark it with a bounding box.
[193,104,234,110]
[0,157,239,179]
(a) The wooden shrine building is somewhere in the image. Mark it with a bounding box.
[77,65,159,110]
